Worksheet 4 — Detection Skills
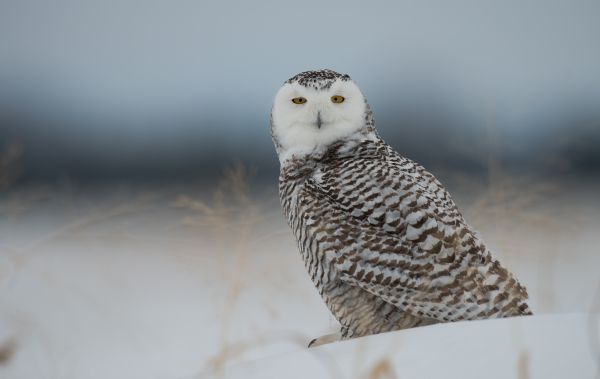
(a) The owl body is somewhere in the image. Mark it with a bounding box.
[272,70,531,343]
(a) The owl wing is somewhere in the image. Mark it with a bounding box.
[302,150,529,322]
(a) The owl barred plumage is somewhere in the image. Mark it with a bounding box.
[271,69,532,346]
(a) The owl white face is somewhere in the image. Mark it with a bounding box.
[271,79,367,163]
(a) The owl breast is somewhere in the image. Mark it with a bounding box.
[278,137,531,339]
[278,147,437,338]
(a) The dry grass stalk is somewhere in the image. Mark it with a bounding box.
[175,164,348,378]
[0,337,17,366]
[174,164,265,373]
[516,350,530,379]
[363,358,396,379]
[202,331,343,379]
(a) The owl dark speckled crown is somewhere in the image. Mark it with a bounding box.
[285,69,351,90]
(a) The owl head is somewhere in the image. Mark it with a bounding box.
[271,69,376,163]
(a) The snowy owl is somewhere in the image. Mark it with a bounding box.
[270,69,532,347]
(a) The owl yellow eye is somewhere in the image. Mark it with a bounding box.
[331,95,345,103]
[291,97,307,104]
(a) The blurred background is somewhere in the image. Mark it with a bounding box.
[0,1,599,378]
[1,0,599,182]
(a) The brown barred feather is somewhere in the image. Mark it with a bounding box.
[279,137,532,340]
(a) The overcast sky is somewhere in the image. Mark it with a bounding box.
[0,0,599,180]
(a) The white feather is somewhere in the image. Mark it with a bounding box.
[271,80,368,163]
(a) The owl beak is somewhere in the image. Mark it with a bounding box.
[316,111,322,129]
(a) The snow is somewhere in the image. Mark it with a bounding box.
[216,313,599,379]
[0,179,599,378]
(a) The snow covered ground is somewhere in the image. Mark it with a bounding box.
[0,172,599,378]
[221,313,598,379]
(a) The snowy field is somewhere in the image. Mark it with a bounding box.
[0,168,599,378]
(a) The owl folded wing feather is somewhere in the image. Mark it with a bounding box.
[303,164,530,322]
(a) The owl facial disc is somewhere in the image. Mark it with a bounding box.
[271,69,372,163]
